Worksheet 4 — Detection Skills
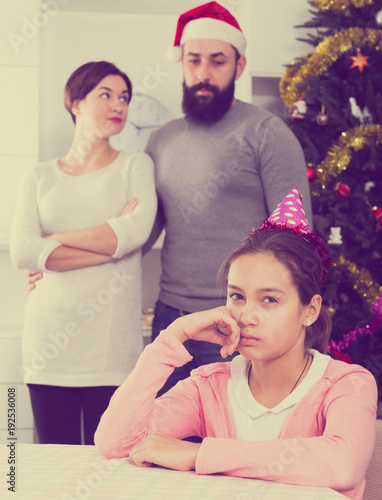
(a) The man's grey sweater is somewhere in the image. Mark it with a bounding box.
[145,100,311,312]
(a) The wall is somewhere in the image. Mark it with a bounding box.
[39,0,312,162]
[246,0,313,77]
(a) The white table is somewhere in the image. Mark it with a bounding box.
[1,443,347,499]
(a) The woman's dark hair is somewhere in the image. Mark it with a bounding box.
[219,229,332,354]
[64,61,133,123]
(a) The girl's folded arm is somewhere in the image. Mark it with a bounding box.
[95,331,201,459]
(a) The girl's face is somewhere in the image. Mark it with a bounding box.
[73,74,129,137]
[226,252,312,361]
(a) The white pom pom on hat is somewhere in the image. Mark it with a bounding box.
[166,46,183,63]
[167,1,247,63]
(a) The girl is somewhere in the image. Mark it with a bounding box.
[10,61,157,445]
[95,189,377,500]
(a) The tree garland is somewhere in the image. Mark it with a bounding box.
[313,0,375,11]
[328,292,382,352]
[316,124,382,186]
[280,27,382,108]
[328,257,382,353]
[332,255,382,305]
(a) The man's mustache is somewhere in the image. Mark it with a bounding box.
[190,82,218,93]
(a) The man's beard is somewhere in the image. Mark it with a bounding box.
[182,77,235,124]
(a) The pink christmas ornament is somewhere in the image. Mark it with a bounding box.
[334,182,351,198]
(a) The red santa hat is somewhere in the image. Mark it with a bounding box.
[167,2,247,62]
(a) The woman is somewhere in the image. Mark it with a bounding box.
[10,61,157,445]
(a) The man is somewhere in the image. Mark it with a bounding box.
[144,1,312,395]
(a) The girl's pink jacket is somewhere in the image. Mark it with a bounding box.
[95,331,378,500]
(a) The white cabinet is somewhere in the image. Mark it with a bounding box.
[0,334,34,444]
[241,0,313,77]
[0,0,40,444]
[0,248,34,443]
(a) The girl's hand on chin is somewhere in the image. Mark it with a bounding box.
[165,306,240,358]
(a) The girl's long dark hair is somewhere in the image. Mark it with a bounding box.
[219,229,332,354]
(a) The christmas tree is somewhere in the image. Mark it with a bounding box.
[280,0,382,397]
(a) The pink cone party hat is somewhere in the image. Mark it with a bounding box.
[267,186,310,231]
[253,186,331,282]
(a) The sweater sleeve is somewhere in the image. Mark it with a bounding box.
[258,115,313,226]
[107,153,157,259]
[142,200,165,256]
[195,368,377,493]
[10,168,62,272]
[95,332,203,459]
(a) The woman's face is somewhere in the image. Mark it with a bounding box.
[73,74,129,137]
[226,252,311,361]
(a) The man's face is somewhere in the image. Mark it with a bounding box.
[181,39,246,123]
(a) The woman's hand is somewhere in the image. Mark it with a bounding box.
[129,433,201,471]
[166,306,240,358]
[24,270,43,291]
[120,197,137,216]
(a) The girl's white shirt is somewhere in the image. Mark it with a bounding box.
[228,349,330,441]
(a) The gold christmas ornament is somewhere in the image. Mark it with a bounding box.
[313,0,374,11]
[327,305,337,318]
[280,27,382,108]
[316,104,329,125]
[316,103,329,126]
[332,256,382,305]
[316,124,382,187]
[316,112,329,125]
